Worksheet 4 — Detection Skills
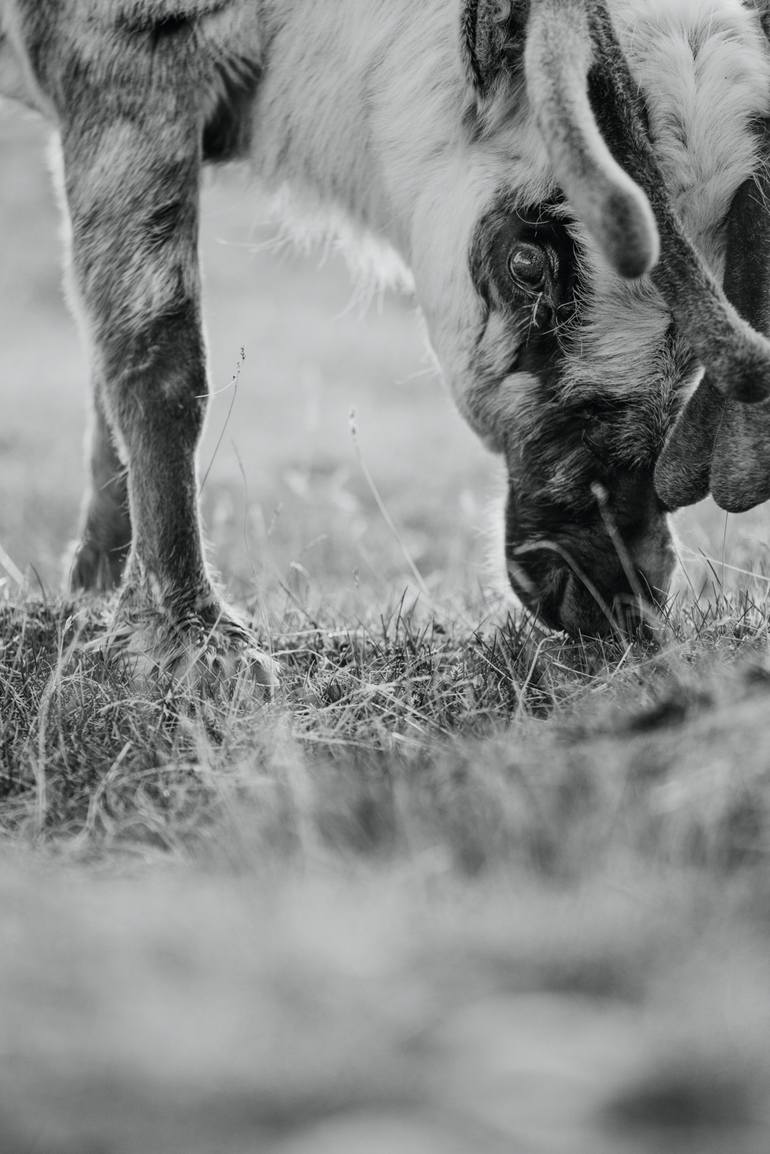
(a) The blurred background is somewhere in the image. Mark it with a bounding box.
[2,101,768,619]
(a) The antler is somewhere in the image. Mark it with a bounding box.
[524,0,658,279]
[526,0,770,404]
[656,141,770,512]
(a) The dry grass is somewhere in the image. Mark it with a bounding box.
[3,585,770,872]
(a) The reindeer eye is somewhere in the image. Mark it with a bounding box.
[507,243,549,292]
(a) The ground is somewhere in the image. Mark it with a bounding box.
[2,104,770,1153]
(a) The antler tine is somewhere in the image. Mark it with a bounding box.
[584,2,770,404]
[524,0,659,279]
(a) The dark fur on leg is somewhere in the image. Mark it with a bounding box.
[49,17,275,697]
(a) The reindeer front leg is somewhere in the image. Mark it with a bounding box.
[56,49,275,695]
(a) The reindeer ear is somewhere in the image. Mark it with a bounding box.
[462,1,528,96]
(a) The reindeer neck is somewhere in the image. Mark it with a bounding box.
[253,0,467,261]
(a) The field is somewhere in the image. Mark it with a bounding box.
[2,102,770,1154]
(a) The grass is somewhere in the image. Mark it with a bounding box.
[2,104,770,1153]
[4,584,770,868]
[2,585,770,1153]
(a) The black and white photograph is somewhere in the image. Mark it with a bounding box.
[1,1,770,1150]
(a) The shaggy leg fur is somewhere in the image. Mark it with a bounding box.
[54,23,275,696]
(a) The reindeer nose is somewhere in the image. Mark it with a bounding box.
[508,518,675,638]
[560,529,675,636]
[555,568,663,637]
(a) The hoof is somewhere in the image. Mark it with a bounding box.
[97,602,278,701]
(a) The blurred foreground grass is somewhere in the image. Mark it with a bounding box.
[2,104,770,1154]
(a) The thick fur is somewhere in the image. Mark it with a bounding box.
[1,0,770,649]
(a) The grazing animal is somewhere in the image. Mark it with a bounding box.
[2,0,770,689]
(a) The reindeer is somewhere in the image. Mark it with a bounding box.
[2,0,770,692]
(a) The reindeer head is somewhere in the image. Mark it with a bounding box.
[409,0,770,635]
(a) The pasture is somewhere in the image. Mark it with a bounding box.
[2,101,770,1153]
